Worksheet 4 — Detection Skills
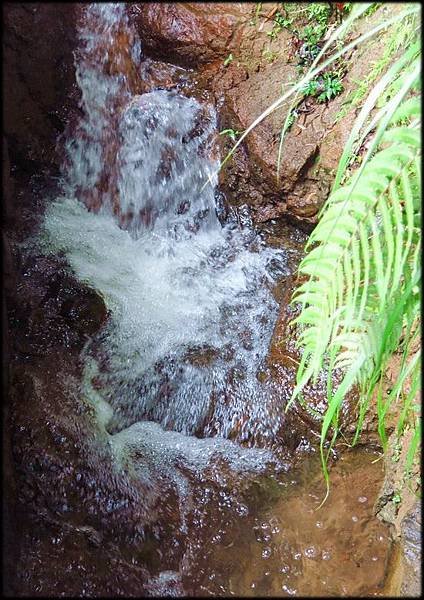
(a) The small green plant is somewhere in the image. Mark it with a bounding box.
[300,2,331,52]
[275,11,293,30]
[219,128,243,142]
[286,109,298,130]
[302,71,344,102]
[267,10,293,40]
[306,2,331,27]
[392,491,402,506]
[301,24,326,47]
[302,78,319,97]
[319,72,344,102]
[266,4,330,60]
[296,7,330,65]
[223,53,233,67]
[364,2,382,18]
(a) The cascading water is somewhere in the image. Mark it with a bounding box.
[40,2,289,449]
[37,7,293,581]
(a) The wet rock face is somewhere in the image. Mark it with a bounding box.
[3,3,79,174]
[201,6,404,227]
[129,2,248,67]
[267,276,358,437]
[215,54,338,228]
[2,138,15,226]
[9,252,109,357]
[8,357,181,597]
[374,424,421,596]
[400,502,422,596]
[4,245,182,595]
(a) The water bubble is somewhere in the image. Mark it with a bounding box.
[262,547,272,559]
[235,503,249,517]
[304,545,318,559]
[256,532,272,543]
[282,584,296,595]
[358,496,368,503]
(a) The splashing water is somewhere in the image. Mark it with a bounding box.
[66,2,143,212]
[40,3,289,451]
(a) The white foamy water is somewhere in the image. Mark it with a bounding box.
[39,3,289,453]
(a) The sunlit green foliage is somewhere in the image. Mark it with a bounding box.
[302,71,344,102]
[267,10,294,39]
[287,7,421,504]
[336,12,419,121]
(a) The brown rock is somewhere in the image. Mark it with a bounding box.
[129,3,249,67]
[219,56,335,224]
[211,6,406,226]
[374,426,421,596]
[139,57,193,92]
[399,502,422,596]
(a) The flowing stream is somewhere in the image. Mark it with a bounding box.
[31,4,393,596]
[41,2,288,448]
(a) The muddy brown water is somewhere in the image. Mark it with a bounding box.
[183,448,391,597]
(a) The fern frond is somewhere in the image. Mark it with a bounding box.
[288,77,421,498]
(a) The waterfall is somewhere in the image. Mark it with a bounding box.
[40,2,289,450]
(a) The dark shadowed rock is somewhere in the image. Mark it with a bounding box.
[3,3,79,173]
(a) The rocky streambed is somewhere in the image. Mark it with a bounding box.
[3,2,420,597]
